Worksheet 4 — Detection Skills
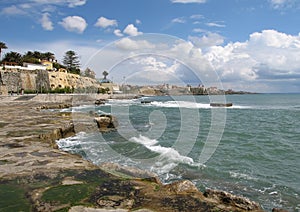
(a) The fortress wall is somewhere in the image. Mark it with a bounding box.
[0,69,100,94]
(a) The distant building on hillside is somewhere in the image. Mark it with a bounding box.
[98,78,120,94]
[41,60,53,70]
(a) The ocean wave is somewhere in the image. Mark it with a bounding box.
[149,101,211,109]
[56,132,87,149]
[229,171,258,181]
[129,135,199,167]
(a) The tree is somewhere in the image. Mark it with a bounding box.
[0,42,8,61]
[102,70,108,79]
[83,68,96,79]
[43,52,55,61]
[63,50,80,74]
[2,51,22,65]
[22,51,40,64]
[22,51,56,64]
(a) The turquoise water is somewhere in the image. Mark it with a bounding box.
[57,94,300,211]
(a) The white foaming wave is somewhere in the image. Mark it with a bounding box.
[229,105,252,109]
[56,132,87,149]
[150,101,210,109]
[108,99,138,105]
[130,135,159,146]
[229,171,258,181]
[130,135,197,167]
[97,109,110,115]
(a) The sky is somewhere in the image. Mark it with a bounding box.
[1,0,300,93]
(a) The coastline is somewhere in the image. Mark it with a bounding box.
[0,94,275,211]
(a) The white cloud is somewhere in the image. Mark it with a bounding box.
[203,29,300,91]
[206,22,226,28]
[115,37,154,50]
[269,0,295,9]
[114,29,124,37]
[0,5,26,15]
[59,16,87,33]
[248,29,298,48]
[125,56,182,83]
[1,0,86,17]
[67,0,87,7]
[40,12,54,31]
[170,0,206,3]
[192,28,206,33]
[189,32,224,48]
[123,24,143,36]
[171,17,186,24]
[30,0,87,8]
[190,14,204,19]
[94,16,118,28]
[136,19,142,25]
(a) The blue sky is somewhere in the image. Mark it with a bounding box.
[1,0,300,92]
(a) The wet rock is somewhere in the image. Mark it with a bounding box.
[99,163,160,183]
[69,206,128,212]
[37,103,72,110]
[203,189,263,211]
[95,99,106,105]
[165,180,199,194]
[94,115,118,132]
[272,208,289,212]
[39,122,75,148]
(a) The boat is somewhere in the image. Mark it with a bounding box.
[210,102,233,107]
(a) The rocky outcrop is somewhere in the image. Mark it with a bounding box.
[94,114,118,132]
[203,189,262,211]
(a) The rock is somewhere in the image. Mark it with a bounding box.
[69,206,128,212]
[39,122,75,148]
[94,115,118,131]
[164,180,199,194]
[95,99,106,105]
[272,208,289,212]
[203,189,263,211]
[99,163,160,183]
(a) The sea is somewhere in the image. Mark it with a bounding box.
[57,94,300,211]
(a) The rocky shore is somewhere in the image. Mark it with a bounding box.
[0,94,283,212]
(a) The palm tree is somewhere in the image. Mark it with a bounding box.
[43,52,55,61]
[2,51,22,65]
[0,42,8,61]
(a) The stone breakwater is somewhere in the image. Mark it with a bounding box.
[0,96,285,212]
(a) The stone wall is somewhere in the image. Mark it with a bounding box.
[0,70,22,92]
[48,72,100,90]
[0,85,8,95]
[0,69,101,94]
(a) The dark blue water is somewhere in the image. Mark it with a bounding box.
[57,94,300,211]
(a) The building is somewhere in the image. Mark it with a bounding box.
[99,78,120,94]
[41,60,53,70]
